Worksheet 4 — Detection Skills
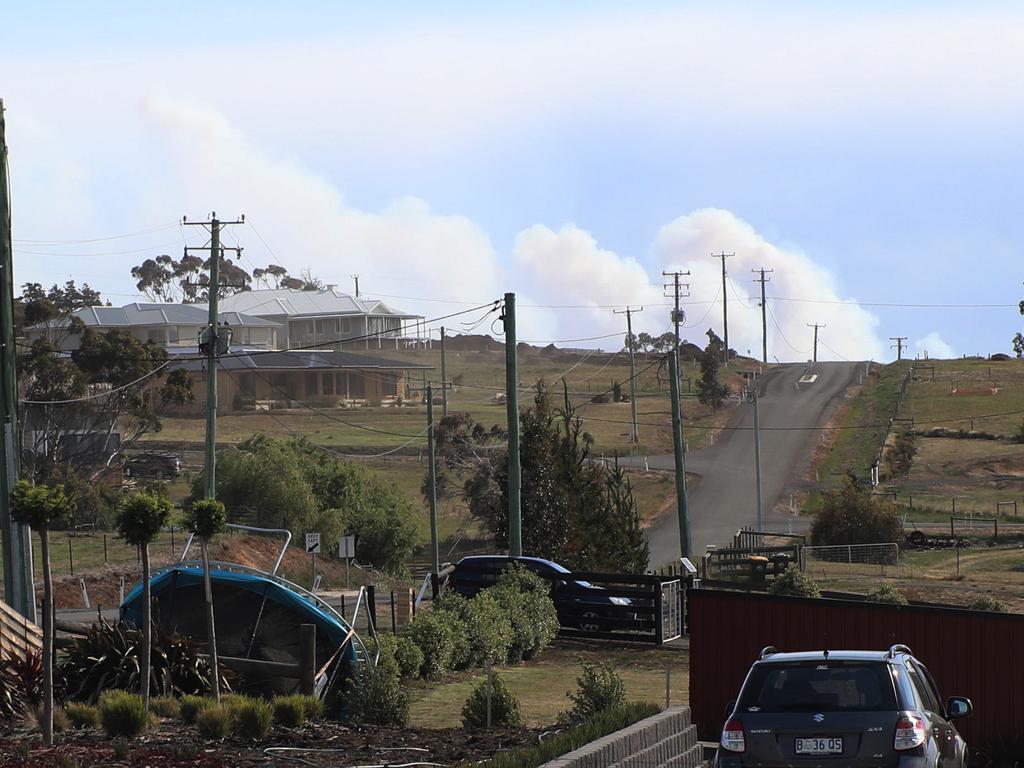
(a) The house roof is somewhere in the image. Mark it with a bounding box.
[169,348,432,373]
[29,303,281,330]
[211,288,423,320]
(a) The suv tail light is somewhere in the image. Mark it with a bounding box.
[894,713,927,750]
[721,717,746,753]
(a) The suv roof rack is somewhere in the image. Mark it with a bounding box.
[759,646,778,659]
[888,644,913,658]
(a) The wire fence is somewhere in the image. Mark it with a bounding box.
[800,543,901,582]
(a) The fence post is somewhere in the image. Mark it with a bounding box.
[68,537,74,576]
[950,517,955,538]
[654,581,664,645]
[390,590,397,634]
[847,545,852,576]
[367,585,377,633]
[299,624,316,696]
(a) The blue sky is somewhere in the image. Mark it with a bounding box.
[3,2,1023,360]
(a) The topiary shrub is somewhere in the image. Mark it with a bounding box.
[179,695,211,724]
[866,584,908,605]
[769,566,821,598]
[968,595,1009,613]
[491,565,559,662]
[463,591,513,667]
[567,662,625,721]
[196,703,232,739]
[347,661,409,726]
[65,702,99,730]
[149,696,180,719]
[98,690,149,738]
[232,698,273,739]
[461,672,522,729]
[405,610,456,679]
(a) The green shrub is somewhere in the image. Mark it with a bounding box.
[232,698,273,739]
[149,696,180,719]
[347,661,409,726]
[272,694,322,727]
[432,592,472,670]
[299,694,324,721]
[567,662,625,721]
[179,695,211,724]
[113,738,129,760]
[478,703,660,768]
[52,706,70,733]
[491,566,559,662]
[98,690,149,738]
[810,474,903,546]
[769,566,821,598]
[65,702,99,729]
[196,703,232,739]
[463,592,514,667]
[405,610,456,678]
[968,595,1009,613]
[393,636,425,680]
[866,584,908,605]
[462,672,522,729]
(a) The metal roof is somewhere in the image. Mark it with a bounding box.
[30,303,280,330]
[169,348,432,372]
[212,288,423,320]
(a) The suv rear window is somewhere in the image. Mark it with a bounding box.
[738,662,897,713]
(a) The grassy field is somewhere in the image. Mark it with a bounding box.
[407,640,688,728]
[901,359,1024,436]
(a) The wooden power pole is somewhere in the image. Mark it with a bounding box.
[614,306,643,444]
[712,253,733,365]
[752,267,773,364]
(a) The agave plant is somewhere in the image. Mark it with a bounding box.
[60,619,230,704]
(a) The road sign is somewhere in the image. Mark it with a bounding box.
[305,532,321,554]
[339,535,355,559]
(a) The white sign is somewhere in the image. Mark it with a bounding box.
[305,532,321,554]
[339,535,355,559]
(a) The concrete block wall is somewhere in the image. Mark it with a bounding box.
[542,707,705,768]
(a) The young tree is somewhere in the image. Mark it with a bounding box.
[697,329,730,411]
[10,481,70,746]
[116,491,172,711]
[810,472,904,546]
[185,498,227,701]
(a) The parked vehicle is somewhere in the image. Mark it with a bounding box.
[715,644,972,767]
[450,555,631,632]
[123,452,182,480]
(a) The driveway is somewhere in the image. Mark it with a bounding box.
[630,361,863,565]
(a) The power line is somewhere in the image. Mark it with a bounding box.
[13,222,179,245]
[19,360,171,404]
[764,302,810,354]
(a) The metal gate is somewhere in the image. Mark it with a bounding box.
[660,579,682,642]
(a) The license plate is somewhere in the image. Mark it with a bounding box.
[795,737,843,755]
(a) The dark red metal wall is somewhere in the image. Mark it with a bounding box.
[689,589,1024,746]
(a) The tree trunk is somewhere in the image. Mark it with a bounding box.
[201,538,220,700]
[141,543,151,710]
[40,528,53,746]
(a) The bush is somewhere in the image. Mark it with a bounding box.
[866,584,908,605]
[98,690,149,738]
[491,565,559,662]
[149,696,180,719]
[885,431,917,477]
[232,698,273,739]
[769,566,822,598]
[462,672,522,729]
[347,662,409,726]
[463,592,514,667]
[968,595,1009,613]
[272,694,323,727]
[393,636,425,680]
[179,695,211,724]
[431,592,472,670]
[567,662,625,721]
[405,610,456,679]
[196,703,232,739]
[810,474,903,546]
[65,702,99,729]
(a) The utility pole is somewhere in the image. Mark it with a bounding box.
[668,352,691,558]
[752,267,773,364]
[440,327,448,418]
[503,293,522,557]
[614,307,643,444]
[890,336,907,361]
[426,383,439,586]
[351,274,360,297]
[753,388,763,531]
[183,212,245,500]
[807,323,825,363]
[712,253,733,366]
[662,270,691,352]
[0,100,34,620]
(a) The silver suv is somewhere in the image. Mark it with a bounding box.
[715,645,972,767]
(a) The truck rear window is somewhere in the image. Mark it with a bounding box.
[738,662,897,712]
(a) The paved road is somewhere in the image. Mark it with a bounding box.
[630,361,863,566]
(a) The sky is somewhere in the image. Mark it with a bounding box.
[2,1,1023,362]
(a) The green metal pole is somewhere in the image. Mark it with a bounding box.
[427,383,439,579]
[204,216,220,500]
[504,293,522,557]
[0,101,34,620]
[440,327,448,418]
[668,352,691,559]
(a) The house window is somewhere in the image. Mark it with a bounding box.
[238,374,255,396]
[271,373,290,398]
[322,372,335,395]
[336,372,348,397]
[382,373,398,397]
[340,318,351,333]
[349,372,366,398]
[305,373,318,397]
[314,318,337,335]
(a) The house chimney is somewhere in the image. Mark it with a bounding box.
[326,284,337,291]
